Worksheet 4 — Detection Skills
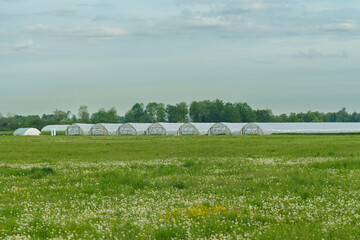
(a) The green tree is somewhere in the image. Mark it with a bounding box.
[256,109,274,122]
[336,108,350,122]
[223,103,242,122]
[288,113,299,122]
[78,105,89,123]
[144,102,166,122]
[351,112,360,122]
[125,103,146,122]
[235,103,257,122]
[189,100,210,122]
[208,99,225,122]
[166,102,189,122]
[24,116,43,129]
[156,103,166,122]
[7,115,21,130]
[91,107,119,123]
[51,110,70,124]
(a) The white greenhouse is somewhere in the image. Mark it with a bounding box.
[13,128,41,136]
[208,123,248,135]
[241,122,360,135]
[89,123,122,135]
[41,125,70,132]
[240,123,264,135]
[178,123,215,135]
[146,122,184,135]
[118,123,152,135]
[65,124,94,136]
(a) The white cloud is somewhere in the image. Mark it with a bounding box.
[14,39,34,50]
[188,16,231,27]
[0,39,37,55]
[294,49,348,59]
[323,22,357,31]
[22,24,127,42]
[100,26,127,36]
[152,0,360,38]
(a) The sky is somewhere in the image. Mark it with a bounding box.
[1,0,360,116]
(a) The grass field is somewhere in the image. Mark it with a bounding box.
[0,131,14,136]
[1,135,360,239]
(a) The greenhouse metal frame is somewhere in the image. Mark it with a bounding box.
[146,122,184,135]
[178,123,216,135]
[65,124,94,136]
[118,123,152,135]
[208,123,248,135]
[89,123,122,135]
[240,123,264,135]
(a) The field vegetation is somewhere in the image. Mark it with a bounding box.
[1,135,360,239]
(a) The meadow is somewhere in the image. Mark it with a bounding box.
[0,135,360,239]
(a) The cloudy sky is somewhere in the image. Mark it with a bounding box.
[1,0,360,116]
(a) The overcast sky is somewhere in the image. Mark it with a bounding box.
[1,0,360,116]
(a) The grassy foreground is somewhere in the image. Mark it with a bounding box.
[1,135,360,239]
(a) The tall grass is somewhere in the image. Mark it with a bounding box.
[0,135,360,239]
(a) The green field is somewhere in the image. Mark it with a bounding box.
[0,131,14,136]
[1,135,360,239]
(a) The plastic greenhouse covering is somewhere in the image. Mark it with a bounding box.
[41,125,70,132]
[178,123,216,135]
[90,123,122,135]
[243,122,360,135]
[241,123,264,135]
[147,122,184,135]
[65,124,94,136]
[13,128,41,136]
[208,123,248,135]
[118,123,152,135]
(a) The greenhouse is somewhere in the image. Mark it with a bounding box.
[208,123,248,135]
[65,124,94,136]
[89,123,122,135]
[41,125,70,132]
[178,123,215,135]
[241,123,264,135]
[13,128,41,136]
[146,122,184,135]
[241,122,360,135]
[118,123,152,135]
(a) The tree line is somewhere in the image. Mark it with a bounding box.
[1,99,360,131]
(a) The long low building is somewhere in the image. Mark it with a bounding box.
[41,125,70,132]
[55,122,360,136]
[242,122,360,135]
